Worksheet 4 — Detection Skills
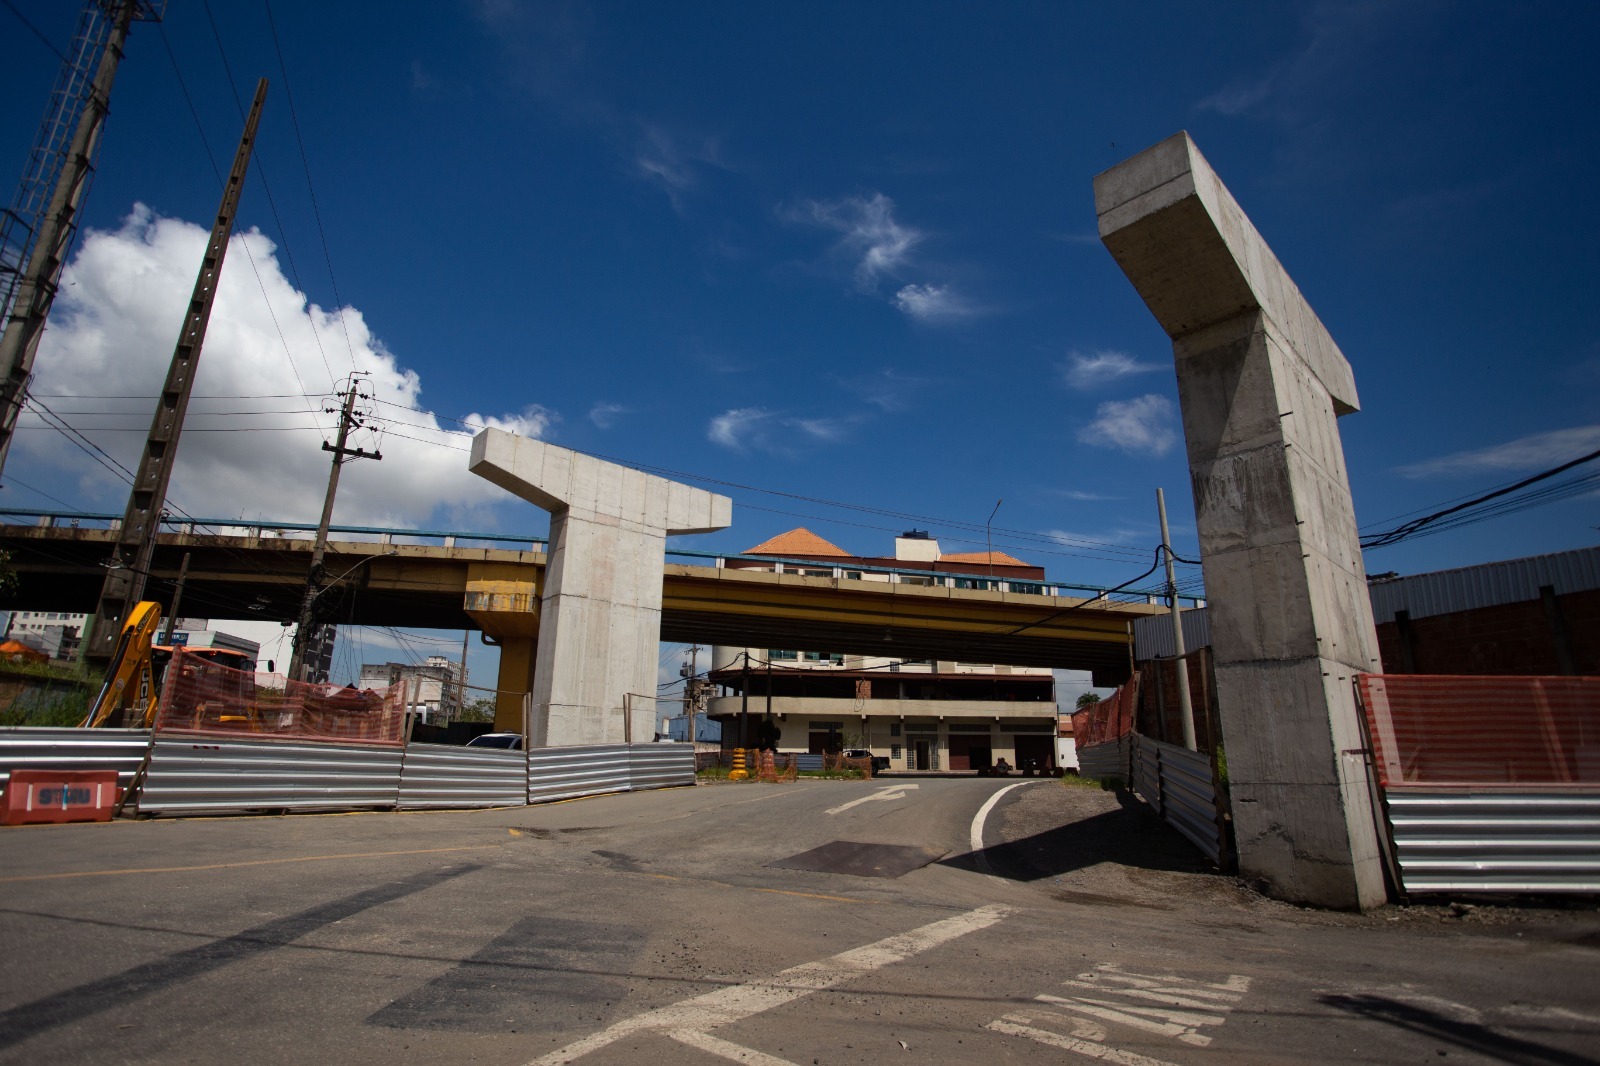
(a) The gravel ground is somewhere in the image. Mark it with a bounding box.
[990,776,1600,931]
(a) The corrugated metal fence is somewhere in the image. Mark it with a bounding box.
[399,743,528,809]
[1383,790,1600,895]
[0,727,696,817]
[0,727,151,792]
[138,736,407,814]
[1130,734,1227,866]
[1074,733,1228,868]
[1077,737,1130,782]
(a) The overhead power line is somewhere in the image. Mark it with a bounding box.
[1360,447,1600,549]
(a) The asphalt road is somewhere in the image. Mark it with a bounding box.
[1,776,1597,1065]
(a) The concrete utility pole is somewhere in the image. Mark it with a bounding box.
[0,0,157,481]
[84,78,268,665]
[1156,488,1197,751]
[681,643,700,743]
[288,374,381,682]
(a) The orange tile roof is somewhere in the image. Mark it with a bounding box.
[941,550,1030,567]
[743,527,852,558]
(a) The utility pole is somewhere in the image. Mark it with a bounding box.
[739,651,750,749]
[0,0,162,481]
[84,79,268,664]
[288,373,381,682]
[680,643,699,743]
[159,551,190,644]
[1157,487,1197,750]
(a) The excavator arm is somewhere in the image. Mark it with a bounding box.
[82,602,163,728]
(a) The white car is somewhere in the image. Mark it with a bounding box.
[465,733,524,750]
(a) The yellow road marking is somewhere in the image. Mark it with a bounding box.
[0,844,502,884]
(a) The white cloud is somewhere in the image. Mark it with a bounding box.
[793,192,921,292]
[1063,350,1161,390]
[791,417,849,442]
[1078,394,1178,457]
[632,123,725,209]
[706,407,854,454]
[1396,425,1600,479]
[588,401,628,429]
[893,283,975,322]
[707,407,771,449]
[18,205,555,529]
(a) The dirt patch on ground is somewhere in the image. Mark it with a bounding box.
[991,778,1600,931]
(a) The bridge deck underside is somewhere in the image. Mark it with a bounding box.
[0,528,1145,684]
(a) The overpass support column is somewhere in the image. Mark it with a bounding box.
[494,636,537,735]
[470,430,732,746]
[1095,133,1385,909]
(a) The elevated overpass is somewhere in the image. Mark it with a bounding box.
[0,513,1173,715]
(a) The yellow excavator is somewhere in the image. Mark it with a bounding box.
[82,602,164,728]
[81,602,260,728]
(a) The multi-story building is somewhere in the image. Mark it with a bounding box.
[4,611,88,661]
[358,655,464,723]
[706,529,1060,772]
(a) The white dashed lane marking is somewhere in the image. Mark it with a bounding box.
[528,902,1010,1064]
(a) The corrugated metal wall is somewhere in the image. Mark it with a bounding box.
[627,743,694,790]
[1132,609,1213,662]
[527,745,633,804]
[1384,790,1600,894]
[0,727,150,790]
[137,737,406,814]
[1368,546,1600,625]
[1076,737,1129,781]
[1130,733,1226,865]
[398,743,528,809]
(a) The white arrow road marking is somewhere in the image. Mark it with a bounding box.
[527,903,1010,1065]
[825,783,920,815]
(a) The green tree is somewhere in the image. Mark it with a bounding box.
[1075,691,1102,710]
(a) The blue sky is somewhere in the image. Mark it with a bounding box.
[1,2,1596,688]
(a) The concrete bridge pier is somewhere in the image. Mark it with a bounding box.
[469,430,732,746]
[1095,133,1386,909]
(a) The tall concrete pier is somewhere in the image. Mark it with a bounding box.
[1095,133,1386,909]
[470,430,732,746]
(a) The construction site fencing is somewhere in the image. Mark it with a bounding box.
[1071,676,1138,749]
[154,649,406,747]
[1356,673,1600,788]
[1356,673,1600,896]
[1130,733,1228,867]
[527,745,633,804]
[628,744,696,790]
[0,726,150,792]
[137,735,406,814]
[1077,737,1130,782]
[398,743,527,809]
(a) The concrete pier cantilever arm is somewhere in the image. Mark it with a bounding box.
[1094,130,1359,415]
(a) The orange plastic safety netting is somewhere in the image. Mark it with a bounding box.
[154,648,408,747]
[1071,675,1139,748]
[1357,673,1600,788]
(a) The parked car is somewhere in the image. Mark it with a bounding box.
[465,733,524,750]
[843,748,890,773]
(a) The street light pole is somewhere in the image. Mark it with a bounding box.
[986,498,1003,582]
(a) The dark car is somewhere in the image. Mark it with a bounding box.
[843,748,890,773]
